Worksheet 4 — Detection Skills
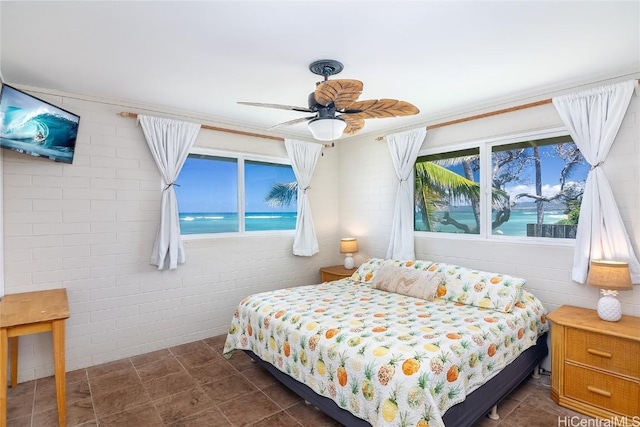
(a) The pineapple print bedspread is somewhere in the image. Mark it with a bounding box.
[223,279,548,427]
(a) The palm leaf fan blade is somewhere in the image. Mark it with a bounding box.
[340,115,365,135]
[314,80,363,108]
[236,101,313,113]
[347,99,419,119]
[268,116,317,130]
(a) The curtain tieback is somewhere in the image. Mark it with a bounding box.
[590,161,604,171]
[303,186,311,194]
[164,182,180,191]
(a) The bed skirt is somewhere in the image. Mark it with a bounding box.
[244,332,548,427]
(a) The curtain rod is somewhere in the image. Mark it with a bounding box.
[374,98,551,141]
[118,111,334,148]
[426,98,553,131]
[118,111,284,142]
[375,78,640,141]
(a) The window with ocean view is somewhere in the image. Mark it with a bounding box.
[415,147,481,234]
[244,160,297,231]
[175,152,297,235]
[414,133,588,239]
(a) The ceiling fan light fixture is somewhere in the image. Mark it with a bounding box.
[239,59,418,138]
[307,117,346,141]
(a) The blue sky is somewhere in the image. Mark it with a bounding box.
[175,156,296,213]
[496,145,590,199]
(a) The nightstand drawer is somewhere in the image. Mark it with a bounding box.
[566,328,639,378]
[319,265,356,283]
[564,364,639,415]
[322,271,347,282]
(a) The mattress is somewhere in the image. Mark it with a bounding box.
[223,278,548,427]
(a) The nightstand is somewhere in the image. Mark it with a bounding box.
[319,265,356,282]
[547,305,639,422]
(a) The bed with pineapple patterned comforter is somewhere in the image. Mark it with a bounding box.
[223,277,548,427]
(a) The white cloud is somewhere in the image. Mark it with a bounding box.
[505,183,562,199]
[505,180,582,200]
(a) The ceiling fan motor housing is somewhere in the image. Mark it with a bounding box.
[307,93,338,119]
[307,92,336,113]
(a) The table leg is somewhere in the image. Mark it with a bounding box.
[52,320,66,427]
[0,328,7,427]
[8,337,18,388]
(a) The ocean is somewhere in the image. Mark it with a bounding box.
[416,204,570,236]
[179,212,297,234]
[180,205,569,236]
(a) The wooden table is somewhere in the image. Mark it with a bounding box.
[0,289,70,427]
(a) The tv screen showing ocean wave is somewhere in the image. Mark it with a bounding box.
[179,212,296,234]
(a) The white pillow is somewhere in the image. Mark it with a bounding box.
[372,265,442,301]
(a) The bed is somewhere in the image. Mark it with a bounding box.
[223,258,549,427]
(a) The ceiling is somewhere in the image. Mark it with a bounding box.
[1,1,639,141]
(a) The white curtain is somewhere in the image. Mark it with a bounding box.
[552,80,639,284]
[284,138,323,256]
[386,128,427,260]
[139,115,201,270]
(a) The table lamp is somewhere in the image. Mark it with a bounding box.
[587,260,633,322]
[340,238,358,269]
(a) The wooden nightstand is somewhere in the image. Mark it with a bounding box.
[547,305,639,423]
[319,265,356,282]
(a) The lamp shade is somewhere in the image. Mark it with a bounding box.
[307,117,346,141]
[587,260,633,291]
[340,238,358,254]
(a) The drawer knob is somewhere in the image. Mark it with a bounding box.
[587,348,612,358]
[587,385,612,398]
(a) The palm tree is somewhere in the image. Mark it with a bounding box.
[415,161,480,231]
[415,158,509,233]
[265,182,298,207]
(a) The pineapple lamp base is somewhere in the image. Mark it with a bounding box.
[597,292,623,322]
[344,254,354,269]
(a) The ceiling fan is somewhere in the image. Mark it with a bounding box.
[238,59,420,141]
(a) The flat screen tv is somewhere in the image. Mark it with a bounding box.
[0,84,80,164]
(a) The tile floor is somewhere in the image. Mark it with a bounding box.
[6,334,594,427]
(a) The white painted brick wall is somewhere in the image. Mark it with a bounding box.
[3,87,341,382]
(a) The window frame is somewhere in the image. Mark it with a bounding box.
[415,126,579,246]
[179,147,296,240]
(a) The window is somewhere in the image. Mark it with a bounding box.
[414,132,589,239]
[175,150,297,235]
